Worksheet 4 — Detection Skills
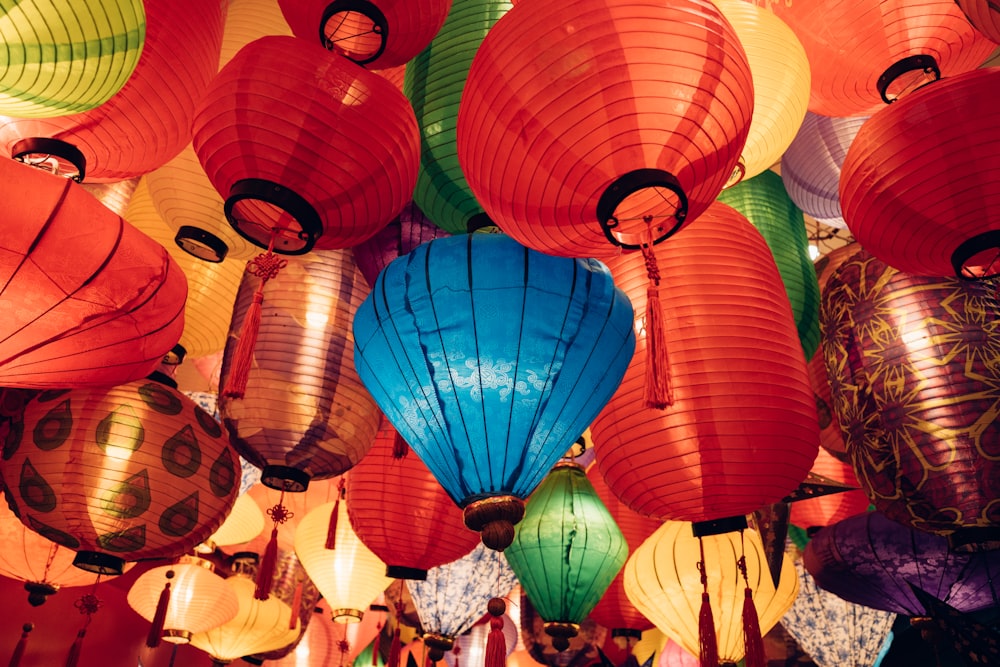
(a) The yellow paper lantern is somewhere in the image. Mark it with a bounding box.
[198,492,266,553]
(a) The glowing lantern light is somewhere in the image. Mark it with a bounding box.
[198,492,266,553]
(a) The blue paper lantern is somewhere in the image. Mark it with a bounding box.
[352,233,635,550]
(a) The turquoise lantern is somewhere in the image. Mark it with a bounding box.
[352,233,635,550]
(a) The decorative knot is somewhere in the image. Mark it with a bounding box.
[338,639,351,655]
[697,559,708,587]
[74,593,103,616]
[737,555,748,579]
[640,243,660,287]
[267,503,294,525]
[248,251,288,282]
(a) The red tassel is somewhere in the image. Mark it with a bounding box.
[224,289,263,399]
[485,597,507,667]
[372,623,383,666]
[146,571,173,649]
[741,587,766,667]
[698,592,719,667]
[289,581,304,630]
[8,623,33,667]
[64,629,86,667]
[326,478,346,550]
[256,525,279,600]
[392,430,410,459]
[640,243,672,409]
[387,626,402,667]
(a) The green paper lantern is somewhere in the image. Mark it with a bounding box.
[717,170,821,358]
[505,461,628,651]
[404,0,510,234]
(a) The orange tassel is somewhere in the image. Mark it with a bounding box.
[741,587,766,667]
[392,431,410,459]
[256,525,279,600]
[8,622,33,667]
[326,478,345,550]
[64,630,86,667]
[224,289,263,399]
[640,243,672,409]
[146,572,173,649]
[289,581,304,630]
[485,598,507,667]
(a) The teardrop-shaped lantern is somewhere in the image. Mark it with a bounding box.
[351,202,450,287]
[0,380,240,575]
[347,416,479,580]
[353,233,636,550]
[505,461,628,651]
[198,492,266,553]
[457,0,754,258]
[0,0,146,118]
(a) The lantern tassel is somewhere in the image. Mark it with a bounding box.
[387,625,402,667]
[697,538,718,667]
[146,573,173,649]
[8,623,33,667]
[256,525,279,600]
[392,431,409,459]
[372,623,383,666]
[640,240,672,409]
[326,478,346,550]
[64,630,86,667]
[742,587,766,667]
[485,597,507,667]
[289,581,304,630]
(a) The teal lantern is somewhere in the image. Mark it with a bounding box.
[504,461,628,651]
[352,233,635,550]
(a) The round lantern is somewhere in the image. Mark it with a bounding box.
[192,35,419,256]
[403,0,509,234]
[0,0,225,183]
[347,416,480,580]
[956,0,1000,42]
[803,511,1000,615]
[0,0,145,118]
[505,461,628,651]
[840,67,1000,279]
[821,248,1000,549]
[244,478,344,555]
[0,379,241,575]
[590,202,819,523]
[765,0,995,117]
[717,169,822,359]
[788,447,869,533]
[277,0,452,68]
[351,202,451,287]
[780,113,868,229]
[0,159,186,389]
[352,233,636,550]
[456,0,754,259]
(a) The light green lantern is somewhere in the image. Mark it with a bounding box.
[505,461,628,651]
[0,0,146,118]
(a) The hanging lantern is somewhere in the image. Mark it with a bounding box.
[821,248,1000,549]
[403,0,509,234]
[505,461,628,651]
[268,597,388,667]
[0,0,226,183]
[803,511,1000,615]
[295,499,393,622]
[765,0,995,117]
[192,35,418,256]
[406,542,519,660]
[247,547,325,662]
[277,0,452,68]
[351,202,451,287]
[456,0,754,259]
[780,112,868,229]
[444,613,519,667]
[352,233,636,550]
[590,202,819,523]
[955,0,1000,42]
[519,590,607,667]
[0,379,241,575]
[781,555,894,667]
[196,492,266,554]
[0,0,145,118]
[624,521,799,666]
[840,67,1000,279]
[788,448,869,533]
[347,416,480,580]
[244,478,345,557]
[717,169,822,359]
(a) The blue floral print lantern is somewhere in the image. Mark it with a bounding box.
[352,233,635,550]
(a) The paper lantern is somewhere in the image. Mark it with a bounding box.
[803,511,1000,615]
[198,492,266,553]
[766,0,995,116]
[347,416,479,579]
[268,597,387,667]
[624,522,799,665]
[192,35,418,256]
[821,248,1000,549]
[247,547,324,662]
[278,0,451,67]
[244,478,344,557]
[717,169,822,359]
[0,0,225,182]
[840,67,1000,279]
[780,112,868,229]
[456,0,754,259]
[956,0,1000,42]
[0,0,145,118]
[0,379,241,575]
[659,639,698,667]
[788,448,869,533]
[591,202,819,523]
[295,500,393,622]
[443,614,518,667]
[0,159,186,389]
[353,233,636,550]
[403,0,509,234]
[351,202,450,287]
[505,461,628,651]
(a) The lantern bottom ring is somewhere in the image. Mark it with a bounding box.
[320,0,389,66]
[544,622,579,652]
[175,225,229,263]
[261,465,311,492]
[72,550,125,576]
[877,54,940,104]
[162,629,193,644]
[12,137,86,183]
[330,608,364,623]
[224,178,322,256]
[947,525,1000,553]
[691,515,749,538]
[950,229,1000,280]
[385,564,428,580]
[595,168,687,250]
[463,495,525,552]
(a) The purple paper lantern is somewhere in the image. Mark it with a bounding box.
[350,202,451,287]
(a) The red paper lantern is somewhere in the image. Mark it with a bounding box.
[766,0,995,117]
[840,67,1000,279]
[956,0,1000,42]
[278,0,452,68]
[0,0,226,182]
[192,35,419,256]
[456,0,754,259]
[590,202,819,522]
[346,417,479,579]
[789,448,870,532]
[0,159,186,389]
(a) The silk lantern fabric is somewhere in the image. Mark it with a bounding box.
[840,67,1000,279]
[0,159,186,389]
[351,202,450,287]
[820,249,1000,549]
[278,0,452,68]
[0,0,226,183]
[765,0,996,117]
[0,380,240,575]
[457,0,754,258]
[192,35,419,255]
[352,233,636,549]
[0,0,145,118]
[591,202,819,522]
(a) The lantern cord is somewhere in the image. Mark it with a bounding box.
[8,623,33,667]
[67,582,102,667]
[326,478,347,550]
[388,593,404,667]
[224,229,288,399]
[258,490,292,600]
[289,581,304,630]
[697,537,719,667]
[146,570,174,649]
[372,621,383,666]
[640,225,673,410]
[737,531,765,667]
[339,639,351,667]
